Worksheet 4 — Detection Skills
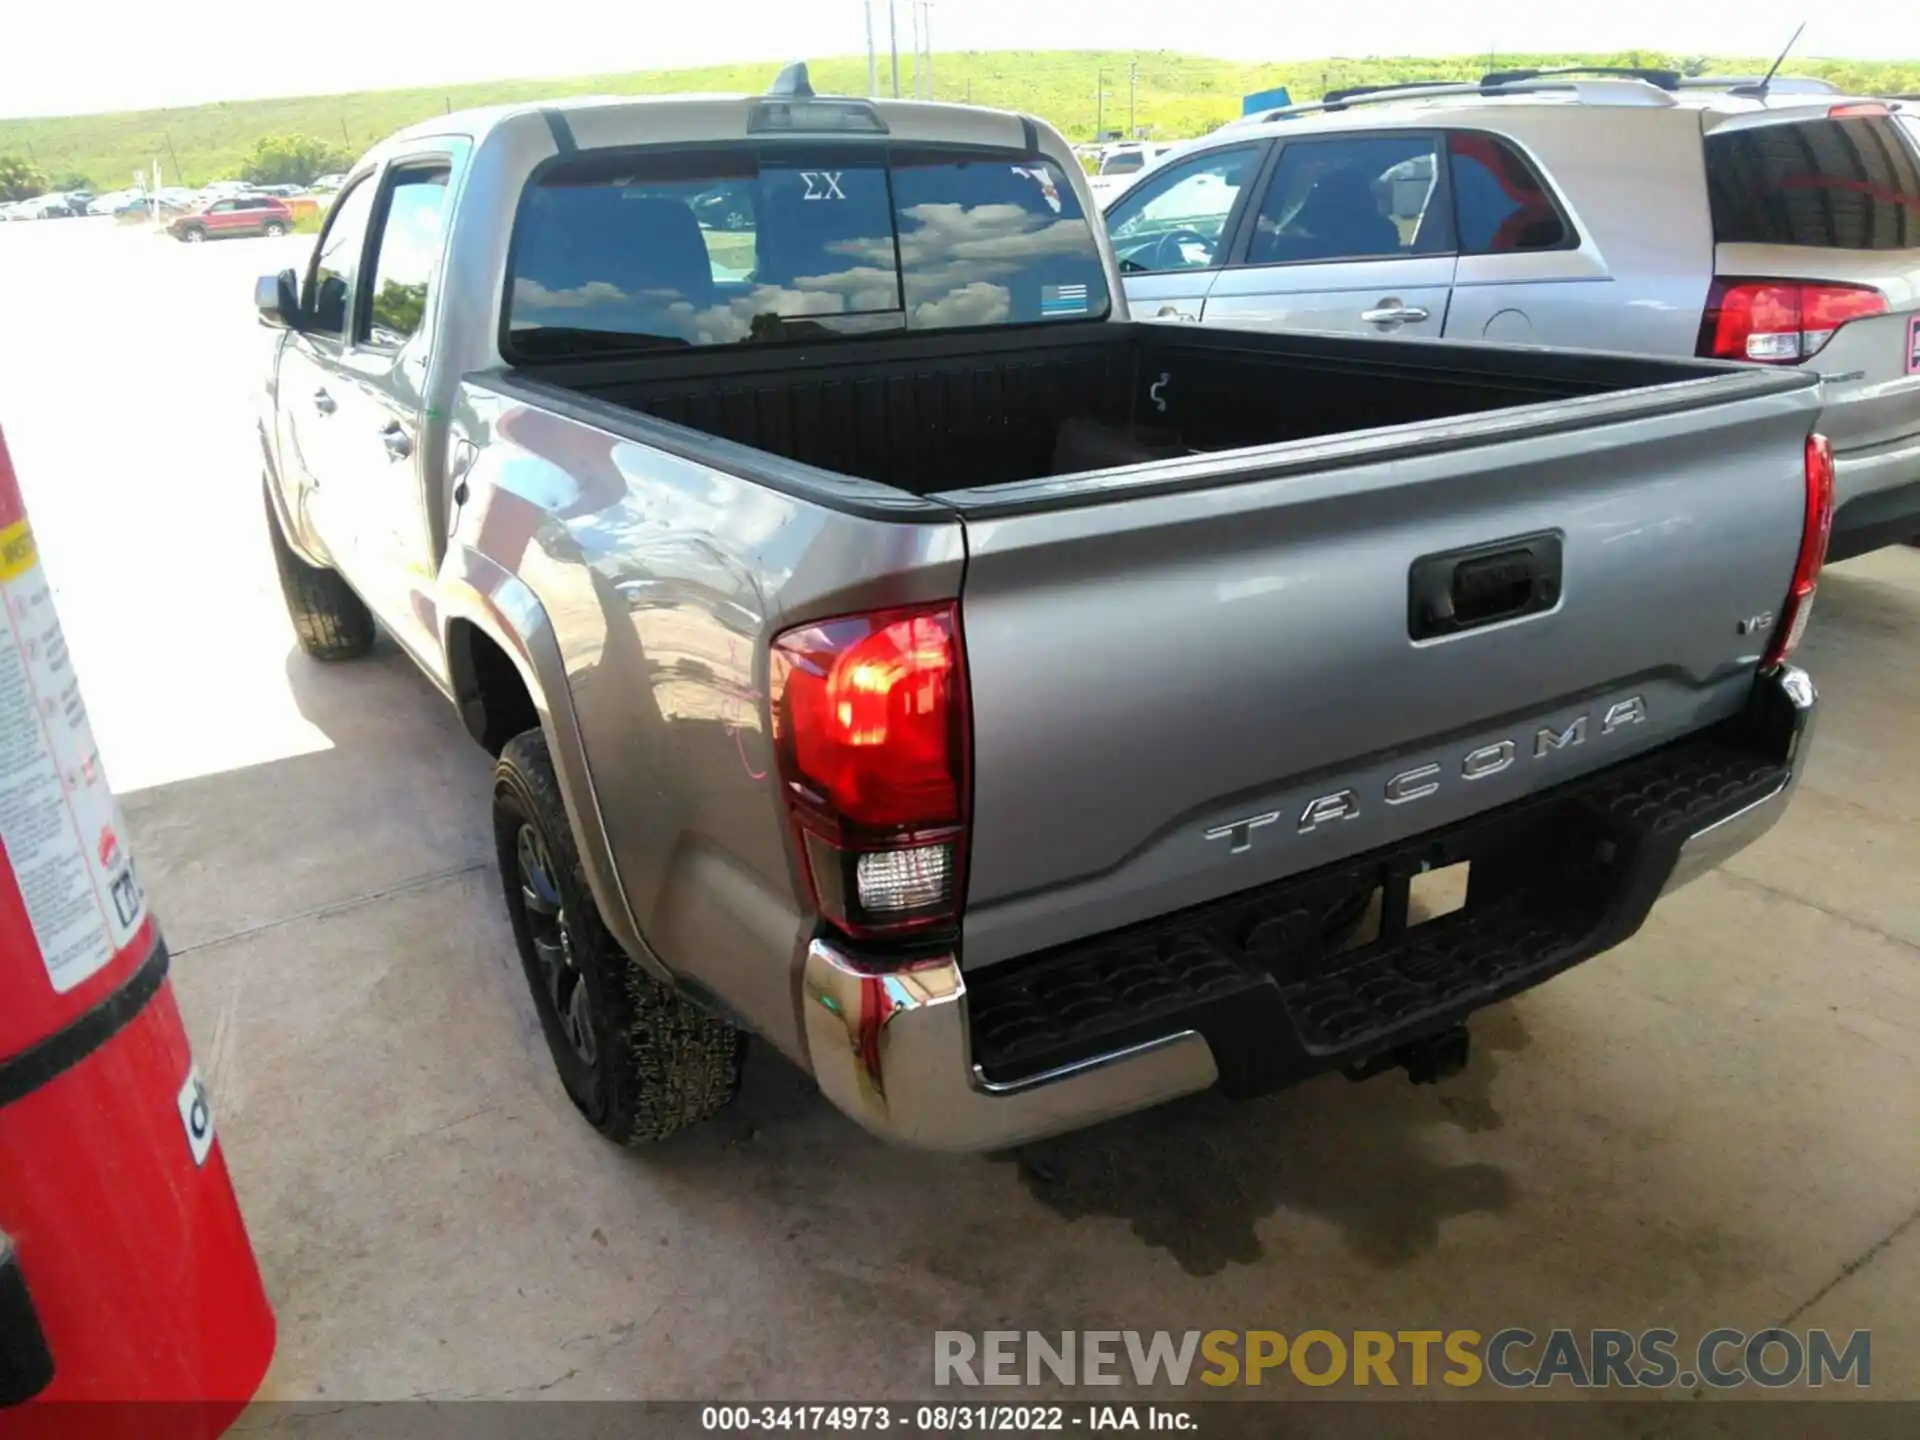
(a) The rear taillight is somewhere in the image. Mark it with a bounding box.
[1699,280,1887,363]
[1765,432,1835,669]
[770,602,969,939]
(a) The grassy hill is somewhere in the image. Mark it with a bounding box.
[6,48,1920,189]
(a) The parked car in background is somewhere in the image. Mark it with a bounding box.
[253,80,1826,1151]
[311,173,347,192]
[8,194,79,219]
[1104,68,1920,560]
[1087,142,1183,204]
[168,194,294,242]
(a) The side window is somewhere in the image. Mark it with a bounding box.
[363,166,453,348]
[209,200,235,214]
[1448,133,1570,253]
[304,178,378,338]
[1247,135,1444,266]
[1105,145,1261,274]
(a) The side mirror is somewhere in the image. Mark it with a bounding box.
[255,269,300,330]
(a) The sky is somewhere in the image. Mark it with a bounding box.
[4,0,1913,118]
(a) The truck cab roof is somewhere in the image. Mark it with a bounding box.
[381,90,1050,168]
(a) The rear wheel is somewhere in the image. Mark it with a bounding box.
[493,729,745,1144]
[263,220,288,238]
[180,225,206,243]
[263,479,374,660]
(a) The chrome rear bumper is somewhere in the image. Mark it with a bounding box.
[801,943,1218,1152]
[1659,665,1815,894]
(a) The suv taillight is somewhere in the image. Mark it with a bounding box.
[1765,433,1835,669]
[770,602,969,939]
[1700,280,1887,363]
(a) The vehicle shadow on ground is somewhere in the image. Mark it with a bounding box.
[662,1001,1528,1280]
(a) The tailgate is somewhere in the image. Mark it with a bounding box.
[946,374,1821,968]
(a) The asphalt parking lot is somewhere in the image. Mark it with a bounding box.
[3,216,1918,1409]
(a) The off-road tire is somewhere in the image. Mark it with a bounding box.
[493,729,745,1144]
[264,479,374,660]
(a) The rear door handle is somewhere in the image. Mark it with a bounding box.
[381,425,414,461]
[1361,302,1431,325]
[312,388,337,416]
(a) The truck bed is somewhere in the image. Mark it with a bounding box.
[487,322,1730,498]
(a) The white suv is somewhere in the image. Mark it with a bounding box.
[1103,69,1920,558]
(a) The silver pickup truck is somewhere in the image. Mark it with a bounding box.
[256,73,1828,1152]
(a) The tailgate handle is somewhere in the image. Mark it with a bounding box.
[1409,533,1562,640]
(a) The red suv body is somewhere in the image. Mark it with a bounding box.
[170,195,295,243]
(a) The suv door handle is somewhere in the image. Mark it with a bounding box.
[312,388,337,416]
[1361,302,1430,325]
[381,425,414,461]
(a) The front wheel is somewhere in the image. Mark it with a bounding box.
[263,479,374,660]
[263,220,288,237]
[493,730,744,1144]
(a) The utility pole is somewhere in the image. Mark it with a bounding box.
[1128,59,1137,137]
[910,1,921,97]
[1094,70,1107,140]
[888,0,901,98]
[865,0,878,97]
[920,1,933,99]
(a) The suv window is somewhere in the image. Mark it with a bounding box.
[1707,116,1920,250]
[1247,134,1445,266]
[507,146,1108,357]
[1105,145,1261,274]
[1448,132,1570,253]
[305,178,377,338]
[363,166,452,348]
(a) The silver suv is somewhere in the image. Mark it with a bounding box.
[1104,70,1920,558]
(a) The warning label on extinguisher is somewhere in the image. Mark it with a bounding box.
[0,519,146,993]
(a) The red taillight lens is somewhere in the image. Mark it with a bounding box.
[1700,280,1887,363]
[1765,432,1835,669]
[770,602,969,938]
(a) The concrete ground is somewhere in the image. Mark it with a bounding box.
[2,217,1917,1407]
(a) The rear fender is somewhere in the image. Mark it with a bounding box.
[438,543,671,986]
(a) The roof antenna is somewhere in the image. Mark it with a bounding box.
[1737,21,1806,98]
[768,62,815,98]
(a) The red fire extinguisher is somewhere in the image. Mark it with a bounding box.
[0,423,275,1434]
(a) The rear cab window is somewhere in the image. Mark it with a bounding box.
[505,144,1109,359]
[1706,115,1920,249]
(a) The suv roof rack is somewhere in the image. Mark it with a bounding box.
[1320,79,1463,107]
[1481,65,1682,90]
[1246,73,1676,123]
